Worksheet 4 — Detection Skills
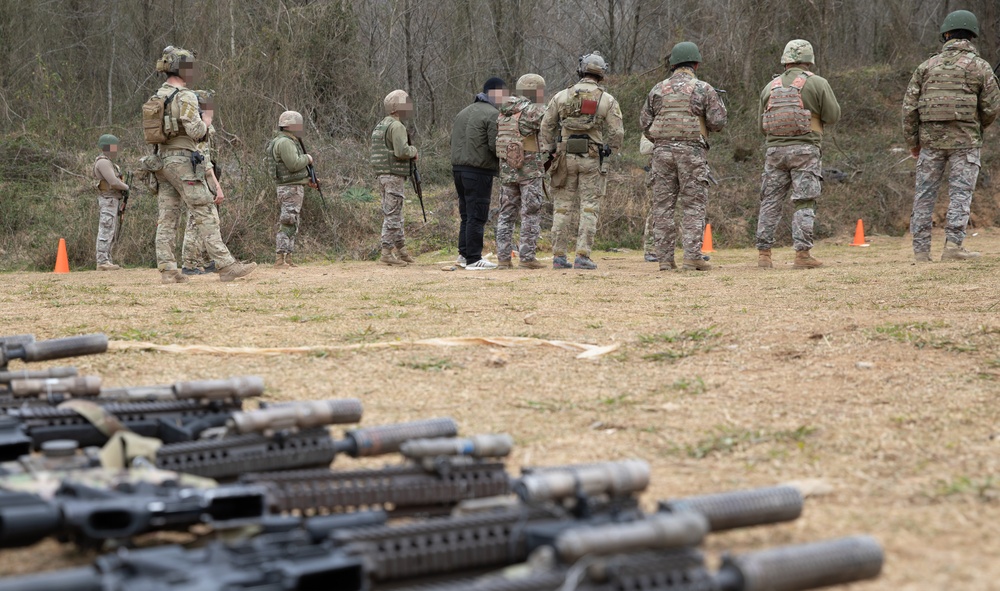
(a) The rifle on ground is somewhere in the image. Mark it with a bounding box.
[0,366,78,394]
[113,170,133,244]
[297,137,329,208]
[407,132,427,222]
[0,375,264,409]
[0,333,108,372]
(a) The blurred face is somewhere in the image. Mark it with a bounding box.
[202,99,215,118]
[105,144,119,158]
[395,99,413,120]
[518,86,545,104]
[488,86,508,104]
[178,59,200,83]
[285,122,304,137]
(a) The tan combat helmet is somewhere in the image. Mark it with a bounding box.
[383,89,410,115]
[515,74,545,99]
[781,40,815,65]
[156,45,196,75]
[577,52,608,80]
[278,110,303,127]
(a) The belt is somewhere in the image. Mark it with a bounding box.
[161,149,192,156]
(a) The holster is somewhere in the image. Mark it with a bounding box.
[549,151,568,188]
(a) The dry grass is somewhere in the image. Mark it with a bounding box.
[1,229,999,589]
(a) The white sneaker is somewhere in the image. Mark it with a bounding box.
[456,255,467,268]
[464,259,497,270]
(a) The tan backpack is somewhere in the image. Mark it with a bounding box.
[141,88,181,145]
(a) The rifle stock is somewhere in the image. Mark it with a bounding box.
[407,132,427,222]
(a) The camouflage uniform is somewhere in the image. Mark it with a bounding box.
[902,39,1000,256]
[496,95,547,264]
[93,154,127,267]
[639,136,655,260]
[756,41,841,256]
[266,130,310,256]
[371,105,416,256]
[640,68,727,266]
[181,124,217,270]
[540,77,624,262]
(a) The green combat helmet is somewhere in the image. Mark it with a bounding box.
[577,52,608,79]
[669,42,702,66]
[781,39,815,65]
[97,134,119,149]
[156,45,196,75]
[940,10,979,39]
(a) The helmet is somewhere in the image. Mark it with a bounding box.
[780,39,815,65]
[669,42,702,66]
[516,74,545,93]
[383,89,410,114]
[155,46,196,74]
[940,10,979,38]
[97,134,119,149]
[278,110,303,127]
[577,52,608,79]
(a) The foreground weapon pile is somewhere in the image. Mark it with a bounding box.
[0,333,884,590]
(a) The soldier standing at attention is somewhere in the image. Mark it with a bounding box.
[181,90,223,275]
[149,46,256,283]
[495,74,548,270]
[265,110,312,269]
[540,52,624,270]
[756,40,840,270]
[903,10,999,262]
[640,42,727,272]
[93,134,129,271]
[371,90,418,267]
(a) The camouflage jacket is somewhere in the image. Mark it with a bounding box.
[758,67,840,148]
[154,82,208,152]
[902,39,1000,150]
[498,95,547,184]
[640,68,727,148]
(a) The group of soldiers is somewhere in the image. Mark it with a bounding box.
[93,10,999,280]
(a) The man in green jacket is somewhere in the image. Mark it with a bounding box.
[266,110,313,268]
[756,39,840,270]
[371,89,418,267]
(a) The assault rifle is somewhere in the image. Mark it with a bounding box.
[297,137,329,208]
[0,375,264,409]
[407,132,427,222]
[0,366,77,393]
[241,433,510,516]
[0,333,108,371]
[0,472,268,549]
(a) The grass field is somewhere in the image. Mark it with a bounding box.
[1,229,998,589]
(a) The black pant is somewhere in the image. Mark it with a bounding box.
[453,170,494,264]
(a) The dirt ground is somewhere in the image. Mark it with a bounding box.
[1,229,998,589]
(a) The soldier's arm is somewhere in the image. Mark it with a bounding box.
[639,90,657,138]
[901,68,924,149]
[275,139,310,172]
[486,113,498,157]
[539,96,560,152]
[177,93,209,142]
[519,103,545,135]
[979,63,1000,129]
[388,121,417,160]
[702,85,728,132]
[816,79,841,126]
[758,87,768,135]
[95,159,128,190]
[606,97,624,151]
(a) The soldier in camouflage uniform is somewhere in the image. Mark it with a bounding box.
[371,90,418,267]
[181,90,222,275]
[756,40,840,270]
[903,10,1000,263]
[265,110,313,269]
[540,52,625,270]
[495,74,548,270]
[93,134,129,271]
[640,42,727,272]
[149,46,256,283]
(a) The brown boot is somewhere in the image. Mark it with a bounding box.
[97,263,121,271]
[285,254,299,268]
[273,253,288,269]
[518,258,545,269]
[758,249,773,269]
[941,240,980,261]
[380,248,407,267]
[793,249,823,269]
[219,261,257,282]
[658,259,677,271]
[497,259,513,269]
[396,247,416,264]
[160,269,189,284]
[914,251,932,263]
[682,258,711,271]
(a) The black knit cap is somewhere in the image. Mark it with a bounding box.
[483,77,506,93]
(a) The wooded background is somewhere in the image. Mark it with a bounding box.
[0,0,998,268]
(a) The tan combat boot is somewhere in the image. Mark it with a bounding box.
[396,247,416,264]
[941,240,980,261]
[219,261,257,282]
[285,254,298,268]
[497,259,513,269]
[160,269,189,284]
[793,249,823,269]
[758,249,773,269]
[380,248,407,267]
[658,258,677,271]
[914,251,932,263]
[98,263,121,271]
[273,253,288,269]
[518,259,545,269]
[682,258,711,271]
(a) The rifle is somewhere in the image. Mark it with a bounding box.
[114,170,133,244]
[407,132,427,222]
[297,137,329,208]
[0,366,78,393]
[1,374,263,406]
[0,333,107,372]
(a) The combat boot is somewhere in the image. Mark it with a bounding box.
[793,249,823,269]
[204,261,218,273]
[219,261,257,282]
[160,269,189,284]
[396,247,416,264]
[496,259,513,269]
[758,249,773,269]
[285,254,299,268]
[659,259,677,271]
[682,258,711,271]
[573,255,597,270]
[273,253,288,269]
[941,240,980,261]
[519,258,545,270]
[380,248,407,267]
[552,255,572,269]
[97,263,120,271]
[914,251,932,263]
[644,253,659,262]
[181,267,203,275]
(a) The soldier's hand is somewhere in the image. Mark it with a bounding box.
[910,147,920,159]
[306,154,314,165]
[202,111,213,126]
[214,186,225,205]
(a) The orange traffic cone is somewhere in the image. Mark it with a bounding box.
[702,224,715,253]
[850,219,869,247]
[53,238,70,273]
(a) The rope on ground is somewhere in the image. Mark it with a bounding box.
[108,336,621,360]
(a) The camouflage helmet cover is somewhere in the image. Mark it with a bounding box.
[383,89,410,114]
[516,73,546,92]
[578,52,608,78]
[940,10,979,38]
[278,110,303,127]
[669,42,703,66]
[156,46,196,74]
[781,39,815,65]
[97,134,120,149]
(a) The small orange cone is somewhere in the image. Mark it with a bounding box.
[53,238,70,273]
[702,223,715,253]
[850,219,869,247]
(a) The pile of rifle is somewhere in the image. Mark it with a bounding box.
[0,333,885,590]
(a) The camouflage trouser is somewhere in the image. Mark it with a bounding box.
[911,147,980,253]
[181,205,219,269]
[551,154,605,258]
[641,171,654,255]
[154,154,236,271]
[379,174,406,249]
[650,143,710,261]
[95,194,119,265]
[276,184,304,254]
[496,177,544,262]
[756,145,822,251]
